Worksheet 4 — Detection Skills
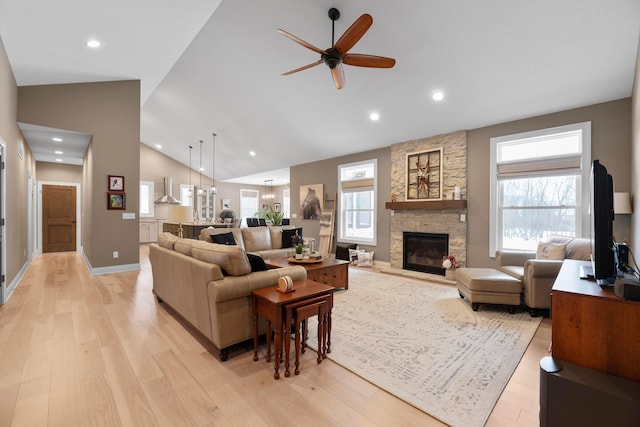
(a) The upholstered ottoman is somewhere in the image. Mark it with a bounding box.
[456,268,523,313]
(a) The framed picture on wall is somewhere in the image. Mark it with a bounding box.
[406,148,443,201]
[300,183,323,219]
[108,175,125,191]
[274,202,281,213]
[108,192,126,210]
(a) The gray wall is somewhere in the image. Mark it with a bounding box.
[631,37,640,254]
[141,143,288,221]
[37,161,83,183]
[0,36,37,285]
[467,98,632,268]
[290,147,391,262]
[18,81,141,269]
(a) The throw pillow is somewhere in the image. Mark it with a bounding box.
[212,232,236,246]
[358,250,374,267]
[281,228,303,248]
[336,243,357,261]
[246,253,269,272]
[536,242,566,260]
[348,248,360,265]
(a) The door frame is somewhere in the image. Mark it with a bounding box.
[0,139,5,304]
[38,181,81,254]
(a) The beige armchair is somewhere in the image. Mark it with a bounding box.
[496,235,591,316]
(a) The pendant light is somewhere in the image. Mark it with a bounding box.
[187,145,193,197]
[211,133,217,194]
[262,179,274,200]
[197,139,204,196]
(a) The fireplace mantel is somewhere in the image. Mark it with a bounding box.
[385,200,467,210]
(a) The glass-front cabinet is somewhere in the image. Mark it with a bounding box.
[195,186,216,222]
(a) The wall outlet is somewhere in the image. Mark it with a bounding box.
[460,213,466,222]
[113,251,119,259]
[291,213,297,218]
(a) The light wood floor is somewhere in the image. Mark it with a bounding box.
[0,245,551,427]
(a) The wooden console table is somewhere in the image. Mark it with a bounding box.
[551,259,640,382]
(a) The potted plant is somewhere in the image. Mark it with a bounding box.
[295,242,304,259]
[442,255,460,280]
[254,205,284,226]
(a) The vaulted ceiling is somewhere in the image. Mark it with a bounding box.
[2,0,639,186]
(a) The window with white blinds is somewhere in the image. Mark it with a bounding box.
[338,159,377,245]
[489,122,591,254]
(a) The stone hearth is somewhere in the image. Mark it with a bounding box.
[389,131,467,270]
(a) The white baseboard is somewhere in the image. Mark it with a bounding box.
[82,250,140,276]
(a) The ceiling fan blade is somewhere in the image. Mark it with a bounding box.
[343,53,396,68]
[282,60,323,75]
[277,29,326,55]
[334,14,373,54]
[331,64,345,90]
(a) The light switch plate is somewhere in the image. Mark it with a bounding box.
[122,212,136,219]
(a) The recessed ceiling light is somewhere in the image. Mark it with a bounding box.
[249,151,256,156]
[55,158,63,162]
[155,144,162,149]
[54,150,63,155]
[370,112,380,121]
[52,137,63,142]
[86,40,101,48]
[432,91,444,101]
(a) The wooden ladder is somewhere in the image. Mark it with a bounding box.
[318,192,336,259]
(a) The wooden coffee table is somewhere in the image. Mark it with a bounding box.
[265,257,350,289]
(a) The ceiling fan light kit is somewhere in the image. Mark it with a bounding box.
[278,8,396,90]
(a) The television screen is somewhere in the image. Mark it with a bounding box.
[590,160,616,284]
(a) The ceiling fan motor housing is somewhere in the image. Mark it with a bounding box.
[322,48,343,69]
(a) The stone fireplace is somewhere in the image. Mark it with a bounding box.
[388,130,467,271]
[403,232,449,275]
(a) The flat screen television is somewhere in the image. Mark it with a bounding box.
[590,160,617,284]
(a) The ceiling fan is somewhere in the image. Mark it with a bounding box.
[277,8,396,90]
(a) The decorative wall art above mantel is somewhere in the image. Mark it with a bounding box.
[406,148,442,201]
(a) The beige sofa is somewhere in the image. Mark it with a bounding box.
[199,225,303,259]
[496,235,591,316]
[149,232,306,360]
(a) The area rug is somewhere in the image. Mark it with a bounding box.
[307,268,542,427]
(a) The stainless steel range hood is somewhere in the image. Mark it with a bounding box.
[155,177,181,204]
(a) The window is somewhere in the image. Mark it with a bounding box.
[140,181,154,217]
[282,189,290,218]
[338,159,377,245]
[240,189,259,223]
[179,184,193,207]
[489,122,591,255]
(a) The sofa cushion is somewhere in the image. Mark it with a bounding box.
[536,242,566,260]
[200,228,245,250]
[544,235,591,261]
[246,253,269,272]
[158,232,179,250]
[241,227,272,252]
[336,243,357,261]
[500,265,525,281]
[281,228,303,248]
[565,238,591,260]
[191,242,251,276]
[212,232,236,246]
[174,238,201,257]
[268,225,296,249]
